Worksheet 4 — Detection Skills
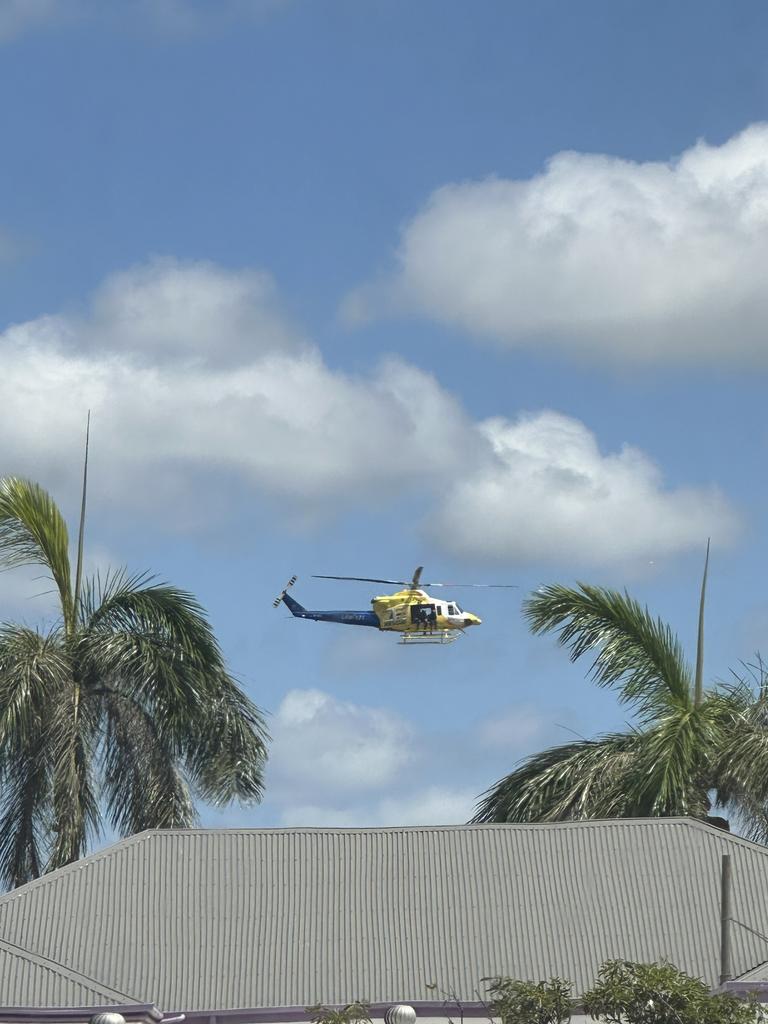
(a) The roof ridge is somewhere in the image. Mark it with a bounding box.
[0,818,762,912]
[0,830,156,909]
[114,817,768,856]
[679,817,768,853]
[0,934,140,1003]
[68,817,708,836]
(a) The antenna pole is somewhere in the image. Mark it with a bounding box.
[694,539,710,706]
[720,853,733,985]
[73,410,90,629]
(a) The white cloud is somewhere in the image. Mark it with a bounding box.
[0,258,738,566]
[0,565,60,623]
[266,692,560,827]
[0,0,287,42]
[267,689,415,797]
[374,786,478,825]
[278,786,478,828]
[0,0,62,41]
[477,704,550,748]
[0,259,474,519]
[348,123,768,364]
[437,412,738,566]
[84,259,303,363]
[129,0,288,34]
[266,689,477,826]
[0,542,126,626]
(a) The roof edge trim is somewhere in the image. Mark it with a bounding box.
[0,1006,163,1023]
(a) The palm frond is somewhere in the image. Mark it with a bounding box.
[80,572,228,714]
[621,704,719,818]
[81,570,223,667]
[182,673,269,805]
[710,685,768,841]
[82,571,268,805]
[46,684,101,872]
[0,624,69,747]
[100,689,196,834]
[0,477,74,632]
[0,626,63,888]
[81,626,207,719]
[471,732,640,823]
[524,584,692,719]
[0,741,49,889]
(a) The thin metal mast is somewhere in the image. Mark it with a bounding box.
[73,410,90,628]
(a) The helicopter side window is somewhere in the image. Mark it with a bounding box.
[411,604,437,626]
[448,604,457,615]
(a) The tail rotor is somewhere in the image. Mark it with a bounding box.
[273,575,298,608]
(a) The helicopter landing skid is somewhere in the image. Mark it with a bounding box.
[398,629,462,645]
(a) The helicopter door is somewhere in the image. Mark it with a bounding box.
[411,604,437,626]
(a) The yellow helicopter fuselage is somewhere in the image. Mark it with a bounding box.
[371,588,481,633]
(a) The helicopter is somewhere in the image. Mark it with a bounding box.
[273,567,515,644]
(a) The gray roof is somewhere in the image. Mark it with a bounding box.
[0,936,137,1006]
[0,819,768,1010]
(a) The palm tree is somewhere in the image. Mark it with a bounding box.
[0,474,268,889]
[472,550,768,838]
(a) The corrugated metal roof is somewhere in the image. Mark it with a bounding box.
[0,820,767,1010]
[0,935,138,1006]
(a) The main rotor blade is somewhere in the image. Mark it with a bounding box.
[420,581,518,588]
[312,574,517,589]
[312,575,411,585]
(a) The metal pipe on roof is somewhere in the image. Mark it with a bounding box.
[720,853,733,985]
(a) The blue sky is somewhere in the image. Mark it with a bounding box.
[2,0,768,829]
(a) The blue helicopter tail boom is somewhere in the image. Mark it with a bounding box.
[276,581,379,628]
